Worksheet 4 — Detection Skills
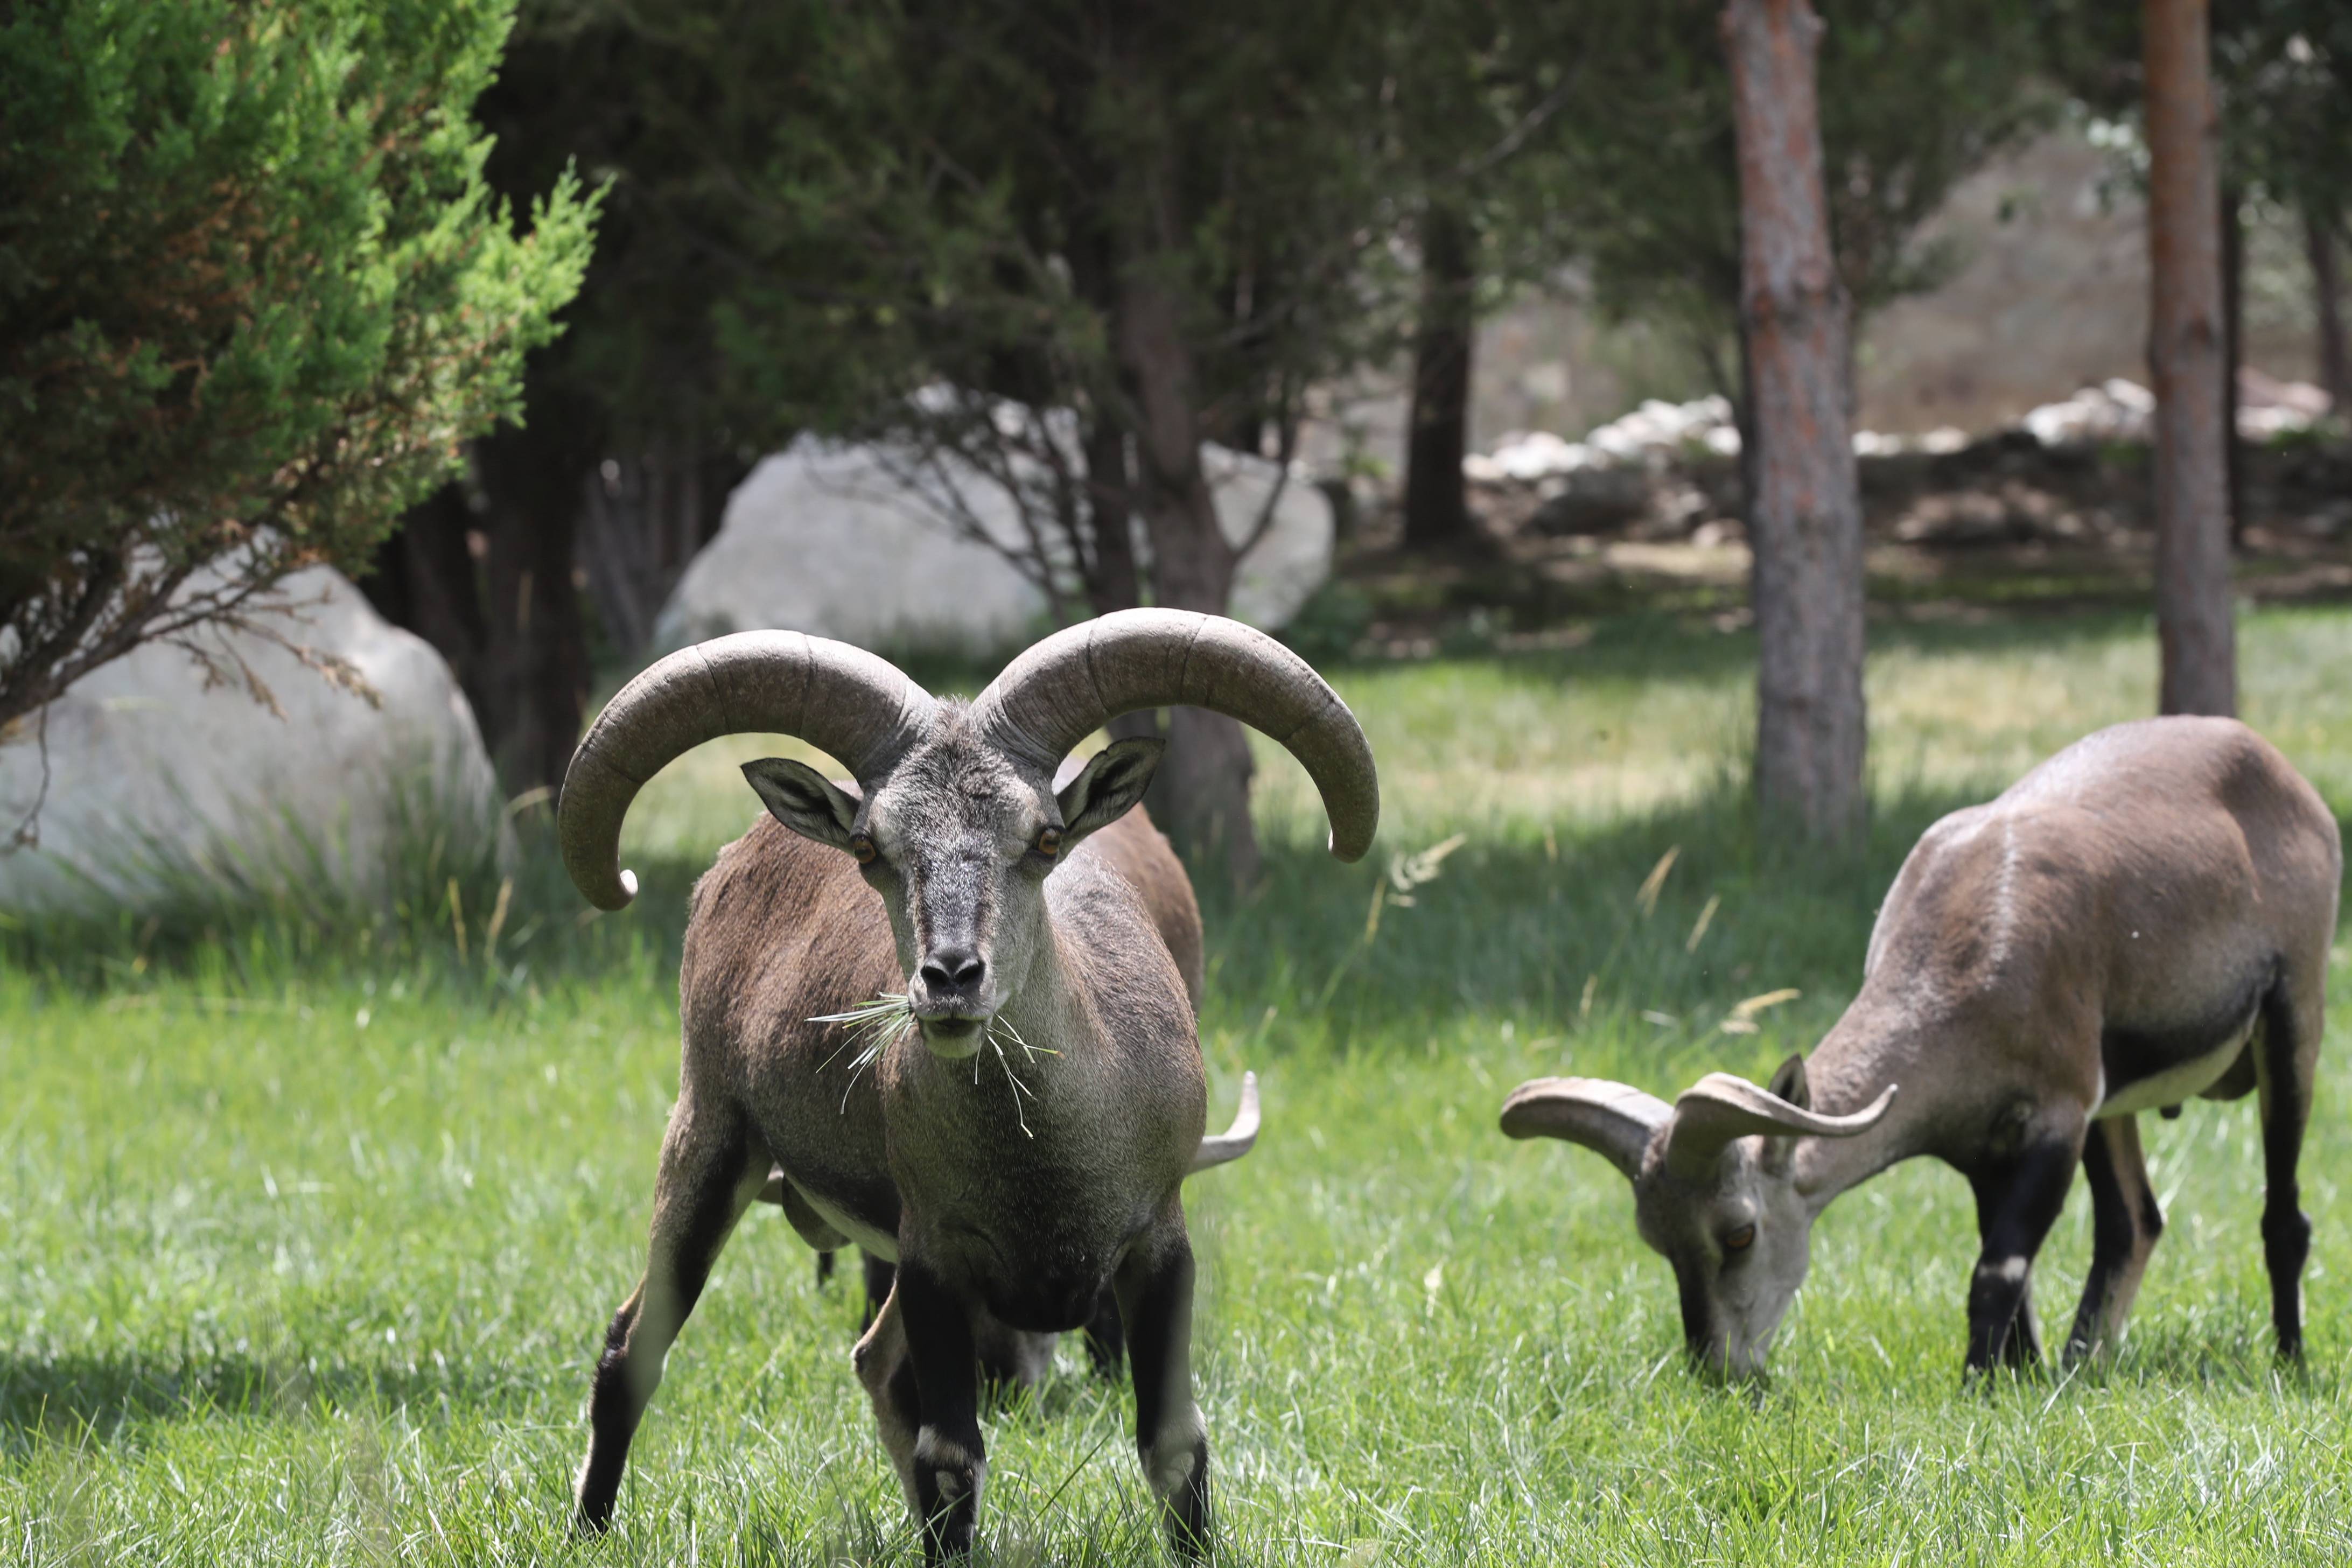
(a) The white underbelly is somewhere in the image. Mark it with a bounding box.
[789,1174,900,1261]
[2093,1014,2257,1120]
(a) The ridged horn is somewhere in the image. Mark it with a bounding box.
[969,609,1378,862]
[1500,1077,1671,1181]
[1663,1074,1897,1179]
[559,632,937,909]
[1189,1071,1261,1173]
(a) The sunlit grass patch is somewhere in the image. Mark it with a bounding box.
[6,603,2352,1563]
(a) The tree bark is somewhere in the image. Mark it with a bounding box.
[1080,416,1142,618]
[2145,0,2235,717]
[1403,201,1478,551]
[359,481,487,695]
[471,416,593,794]
[2220,179,2245,547]
[1111,149,1259,891]
[575,436,748,662]
[2309,208,2350,415]
[1722,0,1867,841]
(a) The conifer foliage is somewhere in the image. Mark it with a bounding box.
[0,0,595,735]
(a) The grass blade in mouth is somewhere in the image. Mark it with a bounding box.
[986,1014,1042,1139]
[810,993,916,1109]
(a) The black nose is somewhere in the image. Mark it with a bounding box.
[919,948,986,993]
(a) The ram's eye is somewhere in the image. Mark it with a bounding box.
[1722,1223,1757,1253]
[1034,827,1063,859]
[848,833,878,865]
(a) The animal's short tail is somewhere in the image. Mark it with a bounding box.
[1189,1071,1261,1173]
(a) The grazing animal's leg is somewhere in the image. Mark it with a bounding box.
[1115,1223,1210,1558]
[2064,1115,2164,1363]
[862,1252,897,1333]
[2256,967,2322,1360]
[852,1277,923,1516]
[574,1098,763,1532]
[895,1257,985,1561]
[2006,1275,2043,1370]
[1964,1129,2082,1374]
[816,1250,837,1289]
[971,1311,1055,1395]
[1082,1286,1127,1380]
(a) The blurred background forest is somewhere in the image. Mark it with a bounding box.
[11,5,2352,1564]
[6,0,2348,929]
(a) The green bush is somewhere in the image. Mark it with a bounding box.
[0,0,595,732]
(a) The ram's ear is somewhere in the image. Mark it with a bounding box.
[743,758,860,853]
[1054,737,1165,849]
[1665,1069,1895,1180]
[1762,1054,1812,1171]
[1766,1053,1811,1110]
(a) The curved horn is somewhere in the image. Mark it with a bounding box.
[1663,1073,1897,1179]
[1189,1070,1261,1174]
[559,632,937,909]
[1499,1077,1671,1181]
[969,609,1378,862]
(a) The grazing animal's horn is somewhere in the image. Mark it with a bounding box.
[970,609,1379,862]
[1663,1073,1896,1179]
[1500,1077,1672,1180]
[1189,1072,1261,1173]
[559,632,937,909]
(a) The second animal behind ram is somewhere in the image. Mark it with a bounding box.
[1503,717,2339,1379]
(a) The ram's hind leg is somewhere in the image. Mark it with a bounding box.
[2063,1115,2164,1364]
[1082,1286,1126,1379]
[2257,966,2322,1360]
[852,1277,925,1517]
[862,1252,897,1332]
[1115,1220,1210,1558]
[575,1095,764,1532]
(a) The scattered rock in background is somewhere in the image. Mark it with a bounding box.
[0,566,502,913]
[1202,443,1338,631]
[656,430,1332,658]
[2016,372,2333,449]
[1452,373,2342,558]
[2019,379,2155,445]
[657,437,1048,658]
[2238,369,2335,442]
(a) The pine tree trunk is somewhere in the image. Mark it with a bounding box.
[2145,0,2235,717]
[2308,209,2350,414]
[1403,202,1478,551]
[2221,180,2245,547]
[1722,0,1867,841]
[1112,158,1259,891]
[360,482,487,696]
[1080,416,1142,618]
[473,418,592,794]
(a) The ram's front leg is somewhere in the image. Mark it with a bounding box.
[1963,1129,2082,1375]
[894,1257,986,1561]
[1115,1219,1211,1557]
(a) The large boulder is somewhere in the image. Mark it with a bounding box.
[653,432,1332,657]
[0,565,501,912]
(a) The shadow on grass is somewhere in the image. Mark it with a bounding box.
[2061,1327,2335,1395]
[1196,775,1998,1054]
[14,602,2351,1022]
[1313,600,2166,691]
[0,1343,536,1450]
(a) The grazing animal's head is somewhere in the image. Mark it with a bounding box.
[557,611,1378,1059]
[1500,1056,1895,1379]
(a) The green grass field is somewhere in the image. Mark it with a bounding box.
[9,605,2352,1565]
